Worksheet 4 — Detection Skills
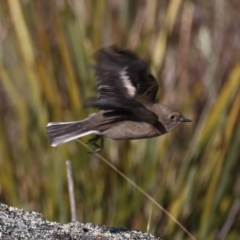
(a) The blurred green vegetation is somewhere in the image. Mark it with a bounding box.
[0,1,240,239]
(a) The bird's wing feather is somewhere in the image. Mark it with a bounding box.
[86,46,159,126]
[88,97,159,125]
[94,46,159,102]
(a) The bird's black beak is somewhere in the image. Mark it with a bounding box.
[180,117,192,123]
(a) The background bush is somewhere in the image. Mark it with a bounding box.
[0,1,240,239]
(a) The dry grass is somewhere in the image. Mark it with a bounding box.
[0,1,239,239]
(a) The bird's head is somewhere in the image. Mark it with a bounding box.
[154,104,192,132]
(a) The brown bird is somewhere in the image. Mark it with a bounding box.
[47,46,191,151]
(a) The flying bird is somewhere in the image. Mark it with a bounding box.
[47,46,191,151]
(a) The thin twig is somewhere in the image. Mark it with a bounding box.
[146,204,153,233]
[77,140,196,240]
[127,3,146,50]
[66,160,77,221]
[216,199,240,240]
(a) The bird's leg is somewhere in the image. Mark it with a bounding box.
[88,135,101,148]
[87,135,104,153]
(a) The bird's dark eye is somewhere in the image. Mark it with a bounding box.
[170,115,175,120]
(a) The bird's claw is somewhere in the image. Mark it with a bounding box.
[87,135,104,153]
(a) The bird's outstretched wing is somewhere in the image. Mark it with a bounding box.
[94,45,159,102]
[87,46,159,125]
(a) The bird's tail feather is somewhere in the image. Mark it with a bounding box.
[46,120,100,147]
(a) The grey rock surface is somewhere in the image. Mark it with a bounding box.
[0,203,161,240]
